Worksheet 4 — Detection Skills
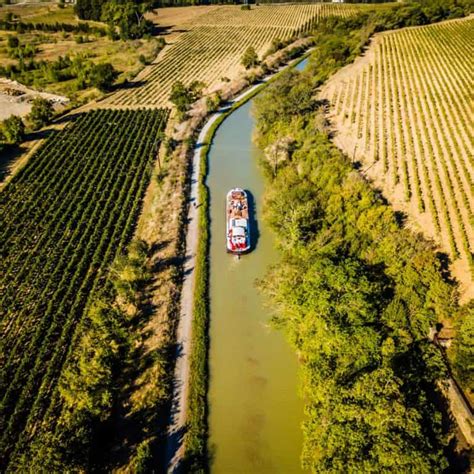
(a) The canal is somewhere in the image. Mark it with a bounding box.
[207,59,308,473]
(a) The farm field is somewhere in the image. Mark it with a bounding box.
[319,17,474,299]
[107,3,369,107]
[0,108,168,469]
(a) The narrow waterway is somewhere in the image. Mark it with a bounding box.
[207,60,307,473]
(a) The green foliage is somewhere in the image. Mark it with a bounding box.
[169,80,206,116]
[28,97,54,130]
[131,439,154,473]
[101,0,153,40]
[59,300,129,420]
[184,129,210,473]
[1,115,25,144]
[0,17,107,36]
[7,36,37,60]
[205,91,221,113]
[0,54,117,97]
[7,34,18,49]
[241,45,259,69]
[75,0,106,21]
[452,304,474,390]
[88,62,118,91]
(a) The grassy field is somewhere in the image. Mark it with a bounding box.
[320,16,474,300]
[107,3,372,107]
[0,5,163,102]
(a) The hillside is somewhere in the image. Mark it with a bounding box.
[319,16,474,300]
[107,3,370,107]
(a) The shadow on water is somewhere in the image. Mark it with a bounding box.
[246,189,260,252]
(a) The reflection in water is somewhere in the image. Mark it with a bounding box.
[207,91,306,473]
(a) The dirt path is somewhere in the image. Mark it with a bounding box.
[164,55,311,473]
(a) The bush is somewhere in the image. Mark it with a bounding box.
[241,46,259,69]
[1,115,25,144]
[88,63,118,92]
[28,97,54,130]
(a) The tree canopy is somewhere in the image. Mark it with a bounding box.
[241,46,259,69]
[28,97,54,130]
[1,115,25,144]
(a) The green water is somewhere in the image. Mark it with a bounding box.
[207,82,305,472]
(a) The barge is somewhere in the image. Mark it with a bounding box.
[226,188,251,254]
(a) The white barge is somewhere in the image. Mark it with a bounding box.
[226,188,251,254]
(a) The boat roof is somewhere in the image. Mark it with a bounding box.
[232,218,247,228]
[232,227,246,237]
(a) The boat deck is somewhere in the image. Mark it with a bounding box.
[227,190,249,220]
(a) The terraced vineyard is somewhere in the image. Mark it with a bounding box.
[0,108,168,468]
[320,17,474,295]
[108,3,366,107]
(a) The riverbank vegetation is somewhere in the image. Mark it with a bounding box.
[253,1,472,470]
[184,126,211,473]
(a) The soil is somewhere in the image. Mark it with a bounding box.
[0,78,68,121]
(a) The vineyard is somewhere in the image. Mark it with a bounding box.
[320,17,474,296]
[0,108,168,468]
[107,3,367,107]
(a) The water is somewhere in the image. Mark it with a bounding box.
[207,58,308,473]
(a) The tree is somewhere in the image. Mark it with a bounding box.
[1,115,25,144]
[101,0,153,40]
[452,304,474,390]
[169,80,205,116]
[7,35,19,49]
[88,63,118,91]
[28,97,54,130]
[169,81,193,114]
[75,0,105,21]
[241,46,259,70]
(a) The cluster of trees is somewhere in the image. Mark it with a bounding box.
[0,16,107,36]
[23,240,151,471]
[6,35,36,60]
[0,97,54,147]
[253,2,472,471]
[451,304,474,391]
[75,0,154,39]
[0,53,118,94]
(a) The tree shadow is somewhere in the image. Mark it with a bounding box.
[0,127,59,183]
[0,143,28,182]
